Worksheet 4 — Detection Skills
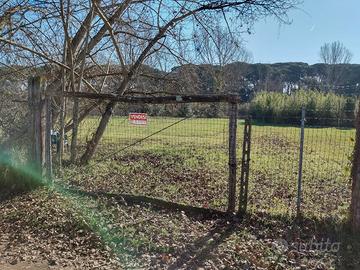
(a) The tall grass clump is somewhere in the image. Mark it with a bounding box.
[250,90,357,126]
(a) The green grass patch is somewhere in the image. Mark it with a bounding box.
[62,116,354,219]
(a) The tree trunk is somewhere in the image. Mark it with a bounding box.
[79,101,115,164]
[65,102,99,133]
[351,103,360,232]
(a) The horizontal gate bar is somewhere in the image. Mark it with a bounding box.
[50,92,241,104]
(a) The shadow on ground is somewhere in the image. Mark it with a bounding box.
[0,189,32,203]
[65,188,360,270]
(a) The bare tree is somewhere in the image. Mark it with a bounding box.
[319,41,353,88]
[0,0,301,165]
[78,0,300,164]
[192,20,253,116]
[193,19,252,92]
[194,20,253,67]
[320,41,353,65]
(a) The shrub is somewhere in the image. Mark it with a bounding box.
[249,90,357,126]
[0,153,43,194]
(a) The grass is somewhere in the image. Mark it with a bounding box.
[70,116,354,218]
[59,116,359,267]
[1,116,357,269]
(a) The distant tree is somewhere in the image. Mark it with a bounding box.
[193,20,252,115]
[319,41,353,89]
[194,21,253,67]
[320,41,353,65]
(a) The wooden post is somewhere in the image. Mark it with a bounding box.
[227,101,238,213]
[45,94,52,180]
[238,117,252,216]
[28,76,45,176]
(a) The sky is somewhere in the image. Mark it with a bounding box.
[244,0,360,64]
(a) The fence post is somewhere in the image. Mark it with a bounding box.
[28,76,45,176]
[297,107,306,217]
[45,94,52,180]
[58,96,65,168]
[70,97,79,163]
[227,101,238,213]
[238,117,252,216]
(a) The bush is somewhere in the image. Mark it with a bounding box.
[0,153,43,194]
[249,90,357,126]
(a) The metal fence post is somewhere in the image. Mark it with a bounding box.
[227,101,238,213]
[297,107,306,217]
[238,116,252,216]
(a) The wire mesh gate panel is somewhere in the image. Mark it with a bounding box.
[78,116,227,208]
[61,99,247,213]
[246,111,354,217]
[302,113,353,216]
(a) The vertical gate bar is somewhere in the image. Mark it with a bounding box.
[297,107,306,217]
[238,116,252,216]
[227,101,238,213]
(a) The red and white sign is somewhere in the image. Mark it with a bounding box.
[129,113,148,125]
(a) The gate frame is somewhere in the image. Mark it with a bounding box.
[40,87,250,214]
[238,117,252,216]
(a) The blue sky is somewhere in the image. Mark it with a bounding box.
[244,0,360,64]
